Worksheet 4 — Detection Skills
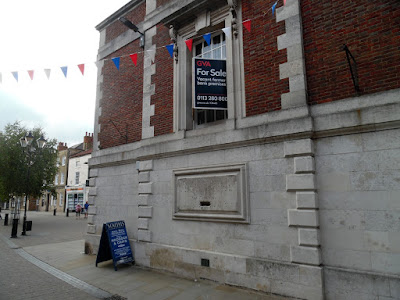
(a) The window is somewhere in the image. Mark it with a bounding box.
[194,32,228,126]
[62,156,66,166]
[76,160,80,167]
[59,194,63,206]
[60,173,64,184]
[172,4,245,132]
[75,172,80,185]
[55,174,59,185]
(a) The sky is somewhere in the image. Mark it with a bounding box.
[0,0,129,147]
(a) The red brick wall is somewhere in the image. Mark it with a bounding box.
[243,1,289,117]
[105,1,146,44]
[98,40,144,149]
[151,24,174,136]
[302,0,400,105]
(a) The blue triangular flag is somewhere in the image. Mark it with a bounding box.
[112,57,120,70]
[12,71,18,82]
[61,66,68,78]
[166,44,174,58]
[203,33,211,46]
[272,1,278,15]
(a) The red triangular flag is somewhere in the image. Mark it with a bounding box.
[78,64,85,75]
[284,0,286,5]
[185,39,193,52]
[243,20,251,33]
[27,70,34,80]
[130,53,138,66]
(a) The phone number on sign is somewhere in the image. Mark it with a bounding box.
[197,95,227,101]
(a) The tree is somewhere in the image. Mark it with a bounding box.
[0,122,58,202]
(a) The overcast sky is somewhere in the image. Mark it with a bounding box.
[0,0,128,147]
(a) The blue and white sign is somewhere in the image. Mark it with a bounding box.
[96,220,134,271]
[193,58,227,110]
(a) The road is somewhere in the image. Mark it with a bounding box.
[0,211,99,300]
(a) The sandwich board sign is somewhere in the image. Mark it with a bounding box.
[95,220,134,271]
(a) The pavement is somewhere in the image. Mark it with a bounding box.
[0,210,296,300]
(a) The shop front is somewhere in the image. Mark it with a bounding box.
[66,187,85,212]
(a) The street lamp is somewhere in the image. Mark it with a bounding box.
[119,17,145,48]
[19,132,46,236]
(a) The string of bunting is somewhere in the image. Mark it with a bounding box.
[0,0,285,84]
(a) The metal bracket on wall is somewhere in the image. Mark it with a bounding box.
[342,44,361,95]
[107,120,128,144]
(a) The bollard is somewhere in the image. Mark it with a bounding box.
[66,208,69,217]
[53,208,56,216]
[4,213,9,226]
[11,218,18,238]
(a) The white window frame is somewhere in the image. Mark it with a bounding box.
[173,4,246,133]
[60,173,64,185]
[55,174,59,185]
[59,193,63,206]
[62,156,66,166]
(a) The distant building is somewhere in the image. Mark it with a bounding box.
[65,133,93,212]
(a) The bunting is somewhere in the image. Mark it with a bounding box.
[166,44,174,58]
[222,27,231,39]
[0,6,284,83]
[28,70,34,80]
[112,57,120,70]
[243,20,251,33]
[130,53,138,66]
[78,64,85,75]
[272,1,278,15]
[61,66,68,78]
[185,39,193,52]
[44,69,51,79]
[203,33,211,46]
[12,71,18,82]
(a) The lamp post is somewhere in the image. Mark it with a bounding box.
[119,17,145,48]
[20,132,46,236]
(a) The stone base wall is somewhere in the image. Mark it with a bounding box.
[86,89,400,299]
[317,129,400,300]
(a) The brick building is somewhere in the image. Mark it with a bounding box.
[86,1,400,299]
[66,133,93,212]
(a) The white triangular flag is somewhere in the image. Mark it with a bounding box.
[44,69,51,79]
[222,27,232,39]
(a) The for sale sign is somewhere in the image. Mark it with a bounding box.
[193,58,227,110]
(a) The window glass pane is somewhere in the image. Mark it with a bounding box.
[197,110,205,125]
[196,43,202,56]
[203,41,211,54]
[212,48,221,59]
[212,35,220,48]
[216,110,225,121]
[206,110,215,123]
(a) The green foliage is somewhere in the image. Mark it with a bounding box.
[0,122,58,201]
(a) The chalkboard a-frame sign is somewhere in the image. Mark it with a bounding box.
[96,220,134,271]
